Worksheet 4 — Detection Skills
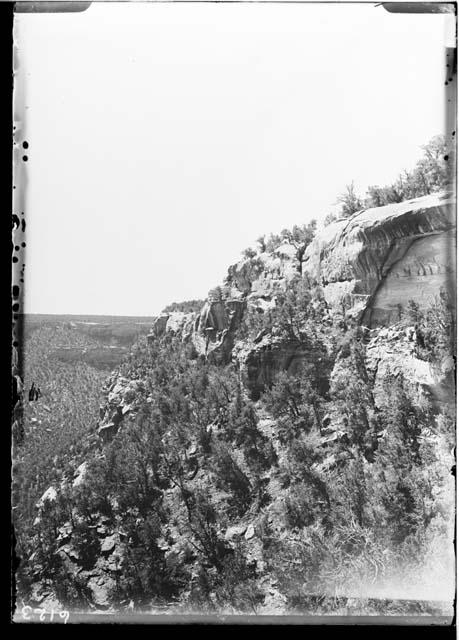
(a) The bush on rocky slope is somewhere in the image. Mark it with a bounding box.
[15,279,455,614]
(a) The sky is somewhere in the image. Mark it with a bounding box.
[14,2,450,316]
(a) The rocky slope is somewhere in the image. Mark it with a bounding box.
[76,188,456,473]
[130,191,455,402]
[23,191,456,614]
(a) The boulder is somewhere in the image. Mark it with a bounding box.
[224,524,247,541]
[100,534,117,555]
[97,421,120,442]
[244,524,256,540]
[73,462,87,488]
[149,314,169,339]
[87,575,115,609]
[56,521,73,543]
[36,486,57,509]
[107,378,130,404]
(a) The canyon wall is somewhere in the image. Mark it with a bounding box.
[140,191,455,401]
[303,191,456,327]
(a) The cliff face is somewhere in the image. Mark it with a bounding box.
[144,245,302,398]
[142,191,455,402]
[303,191,456,327]
[27,191,456,613]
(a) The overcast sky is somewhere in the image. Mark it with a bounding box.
[15,2,448,316]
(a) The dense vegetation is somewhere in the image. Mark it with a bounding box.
[14,137,455,615]
[13,326,107,582]
[15,282,455,614]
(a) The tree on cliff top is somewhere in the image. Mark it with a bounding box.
[336,182,363,218]
[332,135,452,221]
[278,221,317,274]
[414,134,453,194]
[247,222,317,273]
[365,135,453,207]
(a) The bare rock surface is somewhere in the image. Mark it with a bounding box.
[142,191,454,401]
[303,191,455,327]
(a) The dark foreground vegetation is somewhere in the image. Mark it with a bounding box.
[13,137,455,616]
[14,284,455,615]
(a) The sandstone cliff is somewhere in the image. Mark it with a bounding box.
[303,191,456,327]
[139,191,455,402]
[26,191,456,614]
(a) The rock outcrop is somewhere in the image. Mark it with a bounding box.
[303,191,456,327]
[143,191,455,401]
[24,191,456,613]
[148,246,301,356]
[365,323,455,406]
[97,375,147,440]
